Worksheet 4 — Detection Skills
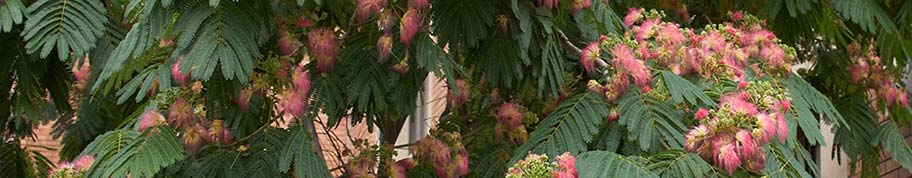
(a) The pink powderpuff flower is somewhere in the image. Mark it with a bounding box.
[754,113,776,144]
[694,108,710,120]
[761,43,786,68]
[308,29,340,73]
[455,150,469,176]
[538,0,559,10]
[721,92,758,116]
[849,60,870,83]
[296,16,311,29]
[378,11,397,33]
[701,30,726,52]
[571,0,592,15]
[278,29,303,56]
[899,90,909,107]
[389,161,408,178]
[413,137,451,166]
[236,88,253,111]
[281,90,306,118]
[208,120,233,144]
[168,98,193,129]
[656,23,686,47]
[580,41,600,73]
[778,99,791,112]
[399,8,421,47]
[72,55,92,87]
[377,33,394,63]
[72,155,95,170]
[397,158,417,172]
[610,44,652,88]
[775,112,788,142]
[736,129,758,159]
[716,143,741,175]
[731,11,743,21]
[172,57,190,86]
[685,125,709,152]
[410,0,429,10]
[555,152,578,177]
[183,124,207,154]
[446,79,471,107]
[624,8,644,27]
[292,66,312,95]
[356,0,386,22]
[496,101,525,129]
[634,19,659,42]
[139,110,165,132]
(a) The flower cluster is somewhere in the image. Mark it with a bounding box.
[685,80,791,175]
[308,28,340,73]
[495,101,529,145]
[71,54,91,89]
[446,79,471,108]
[506,152,578,178]
[356,0,386,22]
[846,43,909,109]
[171,57,190,86]
[279,65,312,118]
[585,10,796,103]
[49,155,95,178]
[412,132,468,178]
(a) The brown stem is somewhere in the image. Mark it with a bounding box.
[556,29,609,67]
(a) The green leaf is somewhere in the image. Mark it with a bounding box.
[278,125,331,178]
[174,2,264,83]
[574,0,623,41]
[786,77,846,146]
[617,91,687,151]
[94,2,171,91]
[577,151,659,178]
[0,0,25,32]
[764,143,815,178]
[431,0,495,49]
[647,150,714,178]
[878,121,912,174]
[21,0,108,60]
[659,71,715,106]
[509,93,609,164]
[85,128,185,178]
[415,34,466,95]
[534,36,565,98]
[834,0,898,33]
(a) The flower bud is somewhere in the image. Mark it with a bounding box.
[159,37,174,47]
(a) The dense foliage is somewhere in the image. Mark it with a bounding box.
[2,0,912,177]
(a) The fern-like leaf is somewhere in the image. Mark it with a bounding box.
[509,93,609,164]
[647,150,715,178]
[577,151,659,178]
[430,0,495,49]
[659,71,714,106]
[21,0,108,60]
[786,77,846,146]
[85,128,185,178]
[834,0,898,33]
[878,121,912,174]
[0,0,24,32]
[278,125,331,178]
[173,2,264,83]
[415,34,465,95]
[617,91,687,151]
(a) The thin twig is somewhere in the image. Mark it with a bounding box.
[556,29,609,67]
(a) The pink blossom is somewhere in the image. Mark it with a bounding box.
[168,98,193,129]
[397,158,417,171]
[356,0,386,22]
[377,33,394,63]
[580,41,600,73]
[555,152,578,177]
[624,8,644,27]
[716,143,741,175]
[410,0,429,10]
[538,0,559,10]
[685,125,709,152]
[571,0,592,15]
[634,19,659,42]
[656,23,685,47]
[497,101,524,128]
[236,88,252,110]
[281,90,306,118]
[455,150,469,176]
[900,90,909,107]
[446,79,471,107]
[736,129,757,159]
[761,43,786,68]
[308,29,340,73]
[610,44,652,88]
[883,86,901,108]
[694,108,710,120]
[390,161,408,178]
[721,92,758,116]
[849,60,870,83]
[731,11,743,21]
[701,30,726,52]
[399,8,421,47]
[292,66,311,95]
[278,29,302,56]
[296,16,311,29]
[378,11,397,33]
[172,57,190,86]
[139,110,164,132]
[72,55,92,87]
[183,124,206,154]
[159,38,173,47]
[779,99,791,112]
[775,112,788,142]
[208,120,233,144]
[755,113,777,144]
[607,108,620,122]
[72,155,95,170]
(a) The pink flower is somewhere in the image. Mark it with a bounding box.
[580,41,600,73]
[900,90,909,107]
[656,23,685,47]
[159,37,174,47]
[496,101,525,129]
[399,8,421,47]
[721,92,758,116]
[634,19,659,42]
[736,129,757,159]
[779,99,791,112]
[610,44,652,88]
[538,0,559,10]
[716,143,741,175]
[694,108,709,120]
[72,155,95,170]
[236,88,252,110]
[701,30,726,52]
[849,60,870,83]
[296,16,311,29]
[377,33,394,63]
[389,161,408,178]
[607,108,620,122]
[732,11,743,21]
[183,124,207,154]
[761,43,786,68]
[308,29,340,73]
[572,0,592,15]
[378,11,397,33]
[409,0,429,10]
[208,120,233,144]
[775,112,788,142]
[397,158,417,171]
[685,125,709,152]
[139,110,165,132]
[356,0,386,22]
[172,57,190,86]
[737,81,749,90]
[168,98,193,129]
[72,55,92,88]
[278,29,302,56]
[281,90,306,118]
[446,79,471,107]
[555,152,578,177]
[292,66,311,95]
[755,113,777,144]
[455,150,469,176]
[624,8,644,27]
